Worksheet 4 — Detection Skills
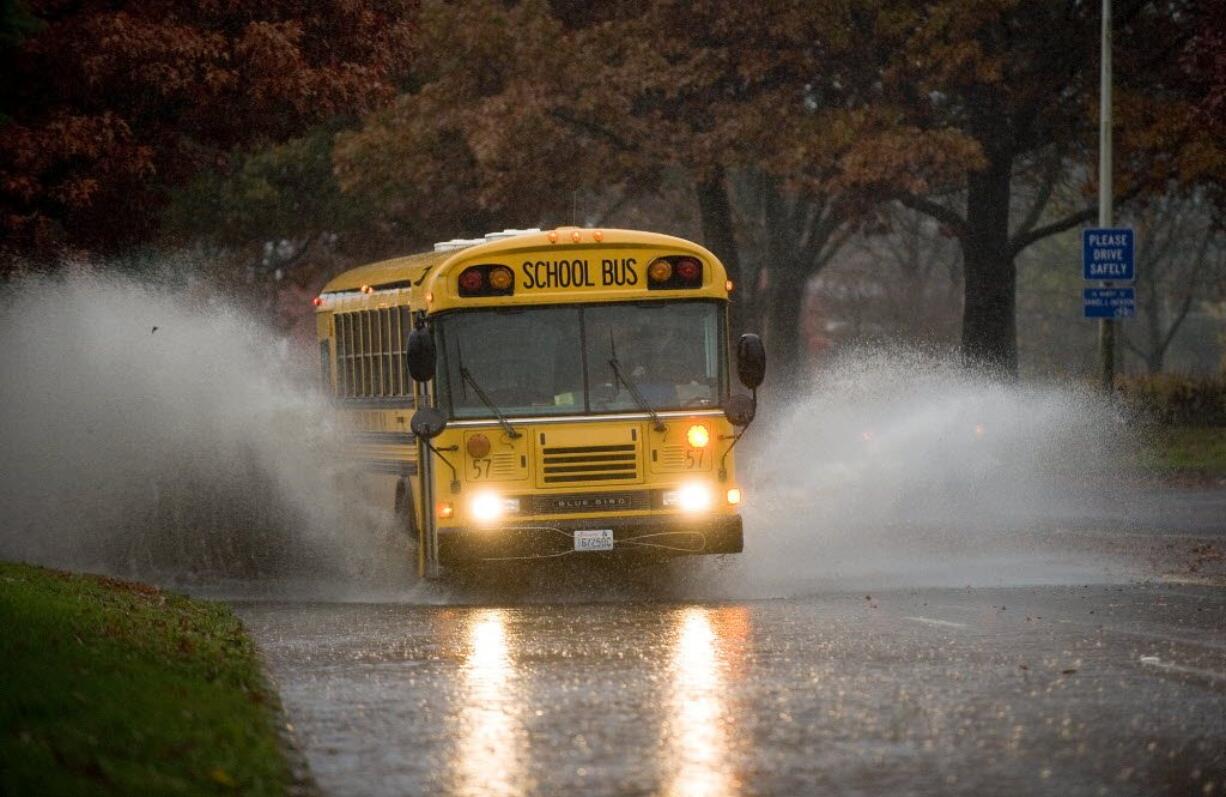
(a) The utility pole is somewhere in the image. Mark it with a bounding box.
[1098,0,1116,391]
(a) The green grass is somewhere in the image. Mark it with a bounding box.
[0,562,291,796]
[1133,426,1226,476]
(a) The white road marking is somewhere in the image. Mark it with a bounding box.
[933,604,981,614]
[1158,574,1226,589]
[1059,622,1226,652]
[1138,656,1226,683]
[904,616,968,629]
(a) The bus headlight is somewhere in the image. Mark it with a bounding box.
[663,482,713,513]
[469,491,520,524]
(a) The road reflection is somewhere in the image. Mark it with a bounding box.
[452,608,525,797]
[664,606,750,797]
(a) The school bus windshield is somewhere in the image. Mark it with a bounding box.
[436,301,726,419]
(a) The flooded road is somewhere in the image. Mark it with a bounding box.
[6,273,1224,795]
[237,506,1226,796]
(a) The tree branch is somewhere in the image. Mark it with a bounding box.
[1159,290,1197,356]
[796,195,826,253]
[809,222,855,274]
[1121,334,1147,360]
[1007,203,1096,258]
[897,193,968,239]
[1013,150,1062,238]
[548,109,638,153]
[592,191,634,226]
[1138,203,1179,272]
[276,232,319,271]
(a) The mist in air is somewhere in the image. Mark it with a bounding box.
[728,350,1134,595]
[0,273,1135,599]
[0,271,412,591]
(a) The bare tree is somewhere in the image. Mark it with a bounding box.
[811,202,962,348]
[1122,191,1226,374]
[729,170,854,374]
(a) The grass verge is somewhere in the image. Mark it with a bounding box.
[0,562,291,796]
[1132,426,1226,478]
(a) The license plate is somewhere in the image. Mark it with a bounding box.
[573,529,614,552]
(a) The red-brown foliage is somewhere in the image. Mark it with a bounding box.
[0,0,416,263]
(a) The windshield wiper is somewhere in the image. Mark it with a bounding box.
[459,365,522,439]
[608,333,665,432]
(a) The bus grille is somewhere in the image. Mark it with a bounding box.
[540,444,639,484]
[524,490,651,514]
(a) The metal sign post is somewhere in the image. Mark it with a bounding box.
[1098,0,1114,392]
[1083,5,1138,372]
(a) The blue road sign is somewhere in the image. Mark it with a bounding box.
[1083,228,1135,281]
[1083,287,1135,319]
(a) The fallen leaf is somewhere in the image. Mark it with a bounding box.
[210,768,235,787]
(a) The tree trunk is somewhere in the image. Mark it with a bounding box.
[696,165,744,336]
[1144,286,1165,374]
[961,148,1017,377]
[762,186,807,386]
[766,267,808,387]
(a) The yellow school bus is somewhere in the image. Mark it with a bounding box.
[314,227,765,578]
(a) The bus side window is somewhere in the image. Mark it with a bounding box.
[399,307,412,396]
[320,340,332,392]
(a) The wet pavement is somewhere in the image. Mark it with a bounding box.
[237,561,1226,794]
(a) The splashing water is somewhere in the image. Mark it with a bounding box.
[728,349,1135,594]
[0,275,1138,600]
[0,272,412,590]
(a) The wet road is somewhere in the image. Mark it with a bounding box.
[235,489,1226,797]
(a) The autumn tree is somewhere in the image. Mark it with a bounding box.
[1179,0,1226,204]
[335,0,883,376]
[0,0,416,267]
[568,0,870,354]
[276,0,1225,381]
[334,0,590,249]
[830,0,1220,376]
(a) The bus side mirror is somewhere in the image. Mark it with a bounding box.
[736,333,766,390]
[724,394,756,427]
[407,327,436,382]
[410,406,447,440]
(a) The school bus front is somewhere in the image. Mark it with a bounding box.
[313,228,765,574]
[427,414,745,564]
[406,228,764,571]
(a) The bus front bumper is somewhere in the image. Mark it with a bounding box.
[437,513,743,566]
